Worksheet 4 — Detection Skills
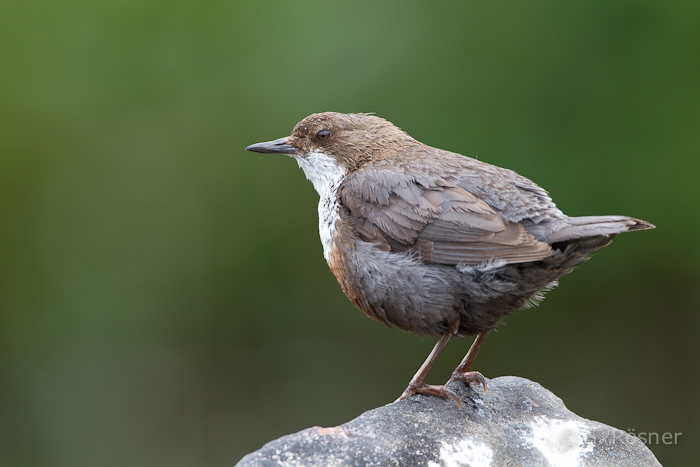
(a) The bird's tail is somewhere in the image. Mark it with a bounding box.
[546,215,654,248]
[499,216,653,313]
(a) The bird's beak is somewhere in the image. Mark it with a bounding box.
[245,137,298,155]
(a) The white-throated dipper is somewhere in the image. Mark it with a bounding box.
[246,112,654,406]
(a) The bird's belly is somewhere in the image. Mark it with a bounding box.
[327,237,462,337]
[326,235,563,337]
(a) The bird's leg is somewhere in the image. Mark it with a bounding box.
[447,329,492,392]
[396,318,461,408]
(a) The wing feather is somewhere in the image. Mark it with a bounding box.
[340,165,551,266]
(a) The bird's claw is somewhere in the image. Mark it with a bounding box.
[396,383,462,409]
[448,371,488,393]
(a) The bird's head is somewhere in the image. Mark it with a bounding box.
[246,112,418,194]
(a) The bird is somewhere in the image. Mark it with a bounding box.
[245,112,654,407]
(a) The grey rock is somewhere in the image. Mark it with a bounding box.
[235,376,661,467]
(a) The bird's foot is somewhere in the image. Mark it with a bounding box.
[396,382,461,409]
[448,371,488,393]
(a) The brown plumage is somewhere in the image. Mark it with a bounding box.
[246,112,654,406]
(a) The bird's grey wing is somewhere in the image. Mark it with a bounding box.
[396,146,565,226]
[338,166,552,266]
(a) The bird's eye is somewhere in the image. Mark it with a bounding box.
[316,129,331,142]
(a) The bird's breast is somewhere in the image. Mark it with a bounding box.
[293,151,348,262]
[318,189,341,263]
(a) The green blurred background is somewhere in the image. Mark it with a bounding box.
[1,1,698,465]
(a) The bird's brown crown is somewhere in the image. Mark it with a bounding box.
[287,112,420,171]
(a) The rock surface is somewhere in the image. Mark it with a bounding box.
[235,376,661,467]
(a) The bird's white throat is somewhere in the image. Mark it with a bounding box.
[294,151,347,262]
[294,151,347,196]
